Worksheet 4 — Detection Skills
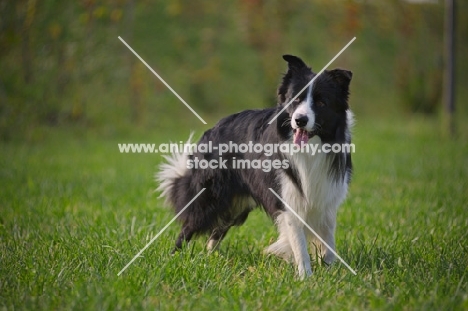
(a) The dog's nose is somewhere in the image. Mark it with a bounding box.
[295,115,308,128]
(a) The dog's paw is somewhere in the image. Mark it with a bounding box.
[207,239,220,252]
[323,252,336,266]
[264,239,294,262]
[297,266,313,279]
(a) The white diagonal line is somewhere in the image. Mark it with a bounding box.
[268,188,357,275]
[117,188,206,276]
[268,37,356,125]
[118,36,207,125]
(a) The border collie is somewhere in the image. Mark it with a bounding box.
[156,55,353,278]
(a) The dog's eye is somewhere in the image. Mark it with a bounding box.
[316,101,326,108]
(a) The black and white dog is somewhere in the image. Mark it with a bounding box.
[157,55,353,277]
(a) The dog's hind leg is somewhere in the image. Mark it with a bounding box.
[207,228,228,251]
[207,209,251,251]
[172,224,196,253]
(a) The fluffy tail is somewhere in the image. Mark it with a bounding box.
[155,133,194,205]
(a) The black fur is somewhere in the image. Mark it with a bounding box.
[159,55,353,252]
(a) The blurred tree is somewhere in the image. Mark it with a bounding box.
[345,0,361,37]
[394,1,444,114]
[166,1,223,111]
[124,0,144,125]
[0,0,467,140]
[21,0,36,85]
[238,0,288,104]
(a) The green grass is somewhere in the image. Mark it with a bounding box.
[1,116,467,310]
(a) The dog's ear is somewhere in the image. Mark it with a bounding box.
[278,55,311,105]
[328,69,352,88]
[283,55,309,72]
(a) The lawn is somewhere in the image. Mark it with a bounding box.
[1,116,467,310]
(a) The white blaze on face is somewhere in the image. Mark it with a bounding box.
[291,83,315,145]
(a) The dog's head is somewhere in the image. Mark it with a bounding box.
[277,55,352,144]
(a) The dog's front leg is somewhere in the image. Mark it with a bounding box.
[321,211,337,265]
[284,212,312,278]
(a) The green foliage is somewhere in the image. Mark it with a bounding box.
[1,116,467,310]
[1,1,468,140]
[393,2,444,113]
[1,2,467,309]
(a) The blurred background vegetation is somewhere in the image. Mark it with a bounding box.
[1,0,467,141]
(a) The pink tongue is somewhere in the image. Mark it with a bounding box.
[293,129,309,145]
